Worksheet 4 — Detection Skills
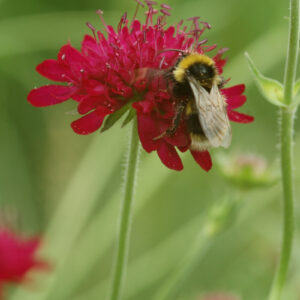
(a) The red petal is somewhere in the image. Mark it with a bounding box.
[71,110,107,135]
[165,129,189,147]
[28,85,76,107]
[23,237,40,253]
[157,142,183,171]
[81,35,98,53]
[178,144,190,152]
[77,96,102,114]
[133,99,155,114]
[36,59,71,82]
[136,114,160,152]
[77,84,112,114]
[85,83,109,96]
[213,50,228,74]
[130,20,141,35]
[222,84,245,97]
[214,57,227,74]
[71,94,85,102]
[0,230,49,282]
[226,95,246,110]
[228,110,254,123]
[154,121,189,148]
[58,44,86,71]
[191,150,212,171]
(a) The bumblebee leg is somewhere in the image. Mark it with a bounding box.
[218,76,228,89]
[153,101,186,140]
[163,67,178,93]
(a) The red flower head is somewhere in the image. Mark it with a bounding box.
[28,0,253,171]
[0,229,48,299]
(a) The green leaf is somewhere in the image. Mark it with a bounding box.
[293,78,300,96]
[100,103,131,133]
[121,107,136,128]
[245,52,286,107]
[292,78,300,107]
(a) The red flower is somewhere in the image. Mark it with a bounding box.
[0,229,48,299]
[28,0,253,171]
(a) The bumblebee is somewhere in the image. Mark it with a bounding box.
[156,53,232,151]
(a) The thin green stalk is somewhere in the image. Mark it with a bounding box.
[269,108,296,300]
[108,118,140,300]
[283,0,300,106]
[268,0,299,298]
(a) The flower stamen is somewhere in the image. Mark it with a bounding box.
[159,55,165,68]
[132,0,145,23]
[118,12,127,32]
[161,3,171,10]
[203,44,217,52]
[145,0,158,5]
[86,22,98,41]
[160,9,171,17]
[145,8,158,27]
[96,9,108,29]
[176,19,184,34]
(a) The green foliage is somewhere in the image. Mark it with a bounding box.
[122,107,136,128]
[101,103,132,132]
[292,78,300,107]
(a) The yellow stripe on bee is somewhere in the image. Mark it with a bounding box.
[185,102,193,115]
[173,53,215,82]
[190,133,211,151]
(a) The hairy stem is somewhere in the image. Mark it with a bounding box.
[108,119,140,300]
[269,108,295,300]
[268,0,299,298]
[283,0,300,106]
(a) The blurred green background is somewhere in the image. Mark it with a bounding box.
[1,0,300,299]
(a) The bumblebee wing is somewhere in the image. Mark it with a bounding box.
[209,84,232,147]
[188,77,232,148]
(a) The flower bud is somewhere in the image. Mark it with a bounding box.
[217,153,279,190]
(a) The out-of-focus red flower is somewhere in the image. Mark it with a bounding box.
[28,0,253,171]
[0,229,48,299]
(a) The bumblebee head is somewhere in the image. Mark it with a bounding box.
[173,53,217,85]
[187,62,215,83]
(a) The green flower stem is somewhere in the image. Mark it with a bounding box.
[283,0,300,106]
[268,0,299,298]
[269,108,296,300]
[108,118,140,300]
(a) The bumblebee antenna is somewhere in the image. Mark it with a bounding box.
[157,48,186,55]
